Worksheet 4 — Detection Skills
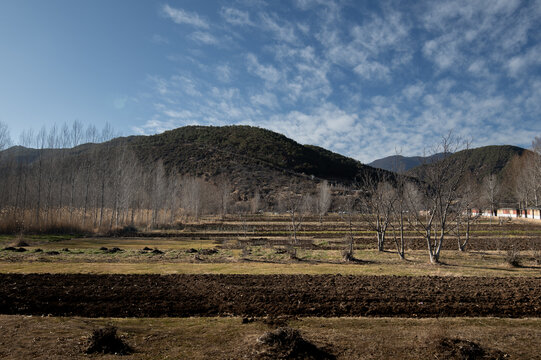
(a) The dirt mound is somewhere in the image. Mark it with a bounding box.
[436,338,508,360]
[85,325,132,355]
[252,327,335,360]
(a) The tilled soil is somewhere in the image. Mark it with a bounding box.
[0,274,539,318]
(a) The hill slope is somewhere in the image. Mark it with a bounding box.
[369,153,448,172]
[1,125,386,198]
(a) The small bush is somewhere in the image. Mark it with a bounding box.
[85,325,132,355]
[505,247,521,267]
[435,337,508,360]
[533,250,541,266]
[13,239,29,247]
[254,327,335,359]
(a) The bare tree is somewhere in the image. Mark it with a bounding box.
[0,121,11,151]
[405,133,468,264]
[528,136,541,207]
[360,175,396,252]
[482,173,500,224]
[250,190,261,214]
[454,175,481,251]
[390,178,408,259]
[282,180,306,259]
[217,176,232,218]
[317,180,332,223]
[338,187,359,261]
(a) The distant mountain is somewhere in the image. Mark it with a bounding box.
[408,145,527,181]
[368,153,448,173]
[407,145,530,203]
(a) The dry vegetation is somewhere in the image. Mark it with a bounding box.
[0,316,539,359]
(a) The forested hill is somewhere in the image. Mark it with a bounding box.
[0,125,387,198]
[128,125,370,181]
[407,145,527,182]
[368,153,448,173]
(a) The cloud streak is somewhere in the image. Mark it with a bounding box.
[139,0,541,162]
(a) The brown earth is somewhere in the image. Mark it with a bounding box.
[0,274,539,318]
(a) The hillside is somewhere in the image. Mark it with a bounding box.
[369,153,448,172]
[408,145,525,179]
[407,145,530,203]
[0,125,387,200]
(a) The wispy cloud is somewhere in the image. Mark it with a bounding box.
[259,12,298,44]
[142,0,541,162]
[221,7,254,26]
[161,4,209,29]
[246,53,281,83]
[189,31,218,45]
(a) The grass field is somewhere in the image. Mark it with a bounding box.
[0,315,539,359]
[0,249,539,277]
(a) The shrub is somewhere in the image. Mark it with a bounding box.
[85,325,132,355]
[505,247,521,267]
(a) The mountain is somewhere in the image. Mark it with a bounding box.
[368,153,448,173]
[408,145,526,180]
[407,145,530,203]
[0,125,388,199]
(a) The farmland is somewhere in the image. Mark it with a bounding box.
[0,214,540,358]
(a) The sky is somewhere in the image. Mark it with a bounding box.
[1,0,541,163]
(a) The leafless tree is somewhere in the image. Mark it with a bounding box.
[482,173,500,224]
[282,180,306,259]
[390,178,408,259]
[338,187,359,261]
[250,190,261,214]
[359,175,396,252]
[0,121,11,151]
[405,133,469,264]
[453,175,481,251]
[317,180,332,223]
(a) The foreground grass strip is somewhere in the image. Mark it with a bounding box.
[0,315,539,359]
[0,259,539,277]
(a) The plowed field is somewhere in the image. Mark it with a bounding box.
[1,274,539,318]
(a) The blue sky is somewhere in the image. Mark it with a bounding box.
[1,0,541,162]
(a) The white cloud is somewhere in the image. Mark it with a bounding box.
[151,34,169,44]
[246,53,281,83]
[250,92,278,108]
[353,60,390,81]
[402,83,425,100]
[216,64,232,83]
[161,4,209,29]
[259,13,297,44]
[507,45,541,77]
[221,7,254,26]
[189,31,218,45]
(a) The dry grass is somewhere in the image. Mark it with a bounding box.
[0,315,538,359]
[0,249,539,277]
